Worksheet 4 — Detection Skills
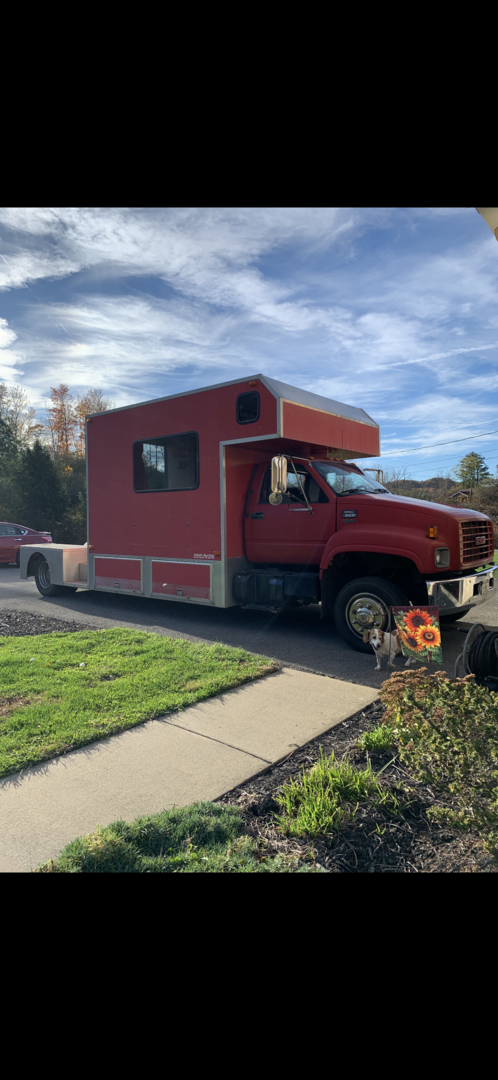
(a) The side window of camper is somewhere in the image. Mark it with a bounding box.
[134,432,199,491]
[237,391,260,424]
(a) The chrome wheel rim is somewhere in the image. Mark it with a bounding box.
[38,560,51,589]
[345,592,390,636]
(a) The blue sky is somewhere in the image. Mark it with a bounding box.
[0,207,497,481]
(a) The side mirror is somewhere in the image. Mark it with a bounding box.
[270,456,287,505]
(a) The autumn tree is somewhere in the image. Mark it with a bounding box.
[74,388,114,455]
[44,385,114,455]
[0,382,43,446]
[45,384,78,454]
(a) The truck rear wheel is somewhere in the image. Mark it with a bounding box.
[34,557,76,598]
[333,577,409,653]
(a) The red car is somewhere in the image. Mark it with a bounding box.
[0,523,53,566]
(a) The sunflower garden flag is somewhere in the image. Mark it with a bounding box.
[391,606,442,665]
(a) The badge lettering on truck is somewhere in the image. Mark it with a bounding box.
[341,509,357,521]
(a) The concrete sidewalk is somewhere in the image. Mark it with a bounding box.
[0,668,378,872]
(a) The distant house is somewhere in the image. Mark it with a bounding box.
[449,488,472,502]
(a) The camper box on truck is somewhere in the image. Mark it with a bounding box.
[20,374,497,652]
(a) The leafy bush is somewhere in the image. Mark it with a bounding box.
[379,668,498,852]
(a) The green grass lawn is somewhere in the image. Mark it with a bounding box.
[34,802,317,873]
[0,628,277,779]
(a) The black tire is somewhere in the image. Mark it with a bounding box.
[34,557,75,597]
[333,576,409,653]
[15,550,20,568]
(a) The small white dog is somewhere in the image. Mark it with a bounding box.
[363,628,415,671]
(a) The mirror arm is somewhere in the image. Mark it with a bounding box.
[288,457,312,512]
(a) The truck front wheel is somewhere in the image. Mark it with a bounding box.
[34,557,76,598]
[333,577,409,653]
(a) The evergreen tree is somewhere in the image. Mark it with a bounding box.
[0,414,18,460]
[454,452,490,487]
[0,416,21,520]
[17,440,69,536]
[52,451,87,542]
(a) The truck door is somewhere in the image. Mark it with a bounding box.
[245,462,335,564]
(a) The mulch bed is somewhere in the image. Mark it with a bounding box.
[2,610,497,872]
[0,611,99,637]
[216,703,498,873]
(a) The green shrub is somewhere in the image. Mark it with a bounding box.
[379,668,498,852]
[360,726,396,753]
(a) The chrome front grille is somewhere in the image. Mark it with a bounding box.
[459,519,494,565]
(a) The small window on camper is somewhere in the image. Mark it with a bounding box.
[134,432,199,492]
[236,391,260,424]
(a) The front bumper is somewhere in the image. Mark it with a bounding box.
[426,565,497,615]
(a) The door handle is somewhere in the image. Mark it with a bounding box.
[251,512,264,519]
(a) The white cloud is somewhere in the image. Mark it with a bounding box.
[0,317,23,382]
[9,295,247,408]
[390,341,498,367]
[1,207,497,472]
[0,207,360,293]
[0,317,17,350]
[366,397,498,471]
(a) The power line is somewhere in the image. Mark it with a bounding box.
[382,451,498,481]
[389,448,498,473]
[386,447,498,470]
[379,428,498,456]
[353,445,498,480]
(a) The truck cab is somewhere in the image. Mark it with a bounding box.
[236,453,496,651]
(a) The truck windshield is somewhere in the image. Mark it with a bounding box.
[312,462,388,497]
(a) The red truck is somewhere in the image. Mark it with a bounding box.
[20,375,497,652]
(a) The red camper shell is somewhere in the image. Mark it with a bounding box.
[85,374,379,607]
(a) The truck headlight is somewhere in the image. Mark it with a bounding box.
[435,547,450,567]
